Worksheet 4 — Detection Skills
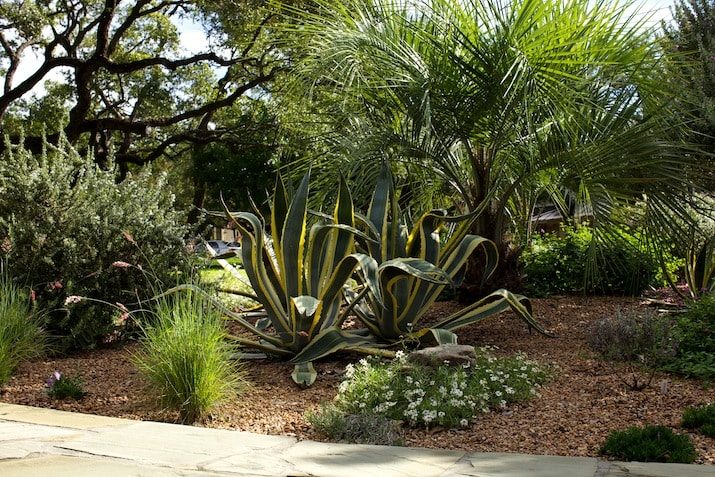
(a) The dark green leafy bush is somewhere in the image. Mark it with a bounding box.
[521,225,678,297]
[0,136,190,350]
[600,425,697,463]
[305,404,404,445]
[587,310,678,390]
[682,402,715,438]
[664,293,715,379]
[46,371,86,400]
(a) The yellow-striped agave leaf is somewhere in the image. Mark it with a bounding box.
[434,289,550,335]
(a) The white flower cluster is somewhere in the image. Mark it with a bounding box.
[335,351,547,429]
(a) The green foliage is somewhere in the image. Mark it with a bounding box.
[351,163,548,344]
[682,402,715,438]
[191,101,278,213]
[663,0,715,189]
[210,170,381,386]
[600,425,697,464]
[45,371,85,400]
[132,291,245,424]
[329,349,547,428]
[587,310,678,390]
[664,293,715,379]
[283,0,695,278]
[305,404,404,445]
[521,225,678,297]
[0,1,282,169]
[681,198,715,298]
[0,266,44,385]
[0,136,190,350]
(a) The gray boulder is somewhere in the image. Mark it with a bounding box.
[407,344,476,368]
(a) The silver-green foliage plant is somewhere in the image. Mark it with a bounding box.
[132,291,245,424]
[351,164,548,344]
[0,134,189,349]
[0,264,44,385]
[305,404,405,446]
[324,349,547,429]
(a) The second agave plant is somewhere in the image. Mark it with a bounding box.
[350,163,549,345]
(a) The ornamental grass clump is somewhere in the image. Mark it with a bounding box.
[325,348,547,429]
[0,265,44,385]
[133,291,246,424]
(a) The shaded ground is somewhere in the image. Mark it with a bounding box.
[1,296,713,463]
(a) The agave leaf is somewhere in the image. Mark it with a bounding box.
[255,317,271,331]
[291,362,317,387]
[406,210,448,264]
[307,223,376,296]
[368,161,394,262]
[435,288,551,336]
[225,211,291,337]
[329,175,356,274]
[281,172,311,302]
[316,254,369,330]
[289,327,376,365]
[415,327,458,346]
[291,295,321,318]
[271,174,289,261]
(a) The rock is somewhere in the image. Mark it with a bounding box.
[407,344,476,368]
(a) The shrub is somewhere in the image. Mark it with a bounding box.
[600,425,697,463]
[46,371,85,400]
[324,349,547,429]
[132,291,246,424]
[0,266,45,385]
[682,402,715,438]
[305,404,404,445]
[521,225,679,297]
[664,293,715,379]
[587,310,678,390]
[0,136,190,350]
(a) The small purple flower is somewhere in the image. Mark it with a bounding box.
[46,371,62,387]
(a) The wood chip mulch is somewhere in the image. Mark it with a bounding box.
[1,296,713,464]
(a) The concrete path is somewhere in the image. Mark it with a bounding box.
[0,403,712,477]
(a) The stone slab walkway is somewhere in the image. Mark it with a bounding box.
[0,403,712,477]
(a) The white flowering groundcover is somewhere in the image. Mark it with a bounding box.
[331,348,549,428]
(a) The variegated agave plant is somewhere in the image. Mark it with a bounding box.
[350,163,549,345]
[190,171,379,386]
[684,235,715,299]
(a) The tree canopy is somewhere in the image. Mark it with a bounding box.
[0,0,282,172]
[664,0,715,189]
[283,0,698,246]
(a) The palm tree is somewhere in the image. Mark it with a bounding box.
[282,0,697,290]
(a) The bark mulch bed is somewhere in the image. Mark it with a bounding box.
[1,296,713,464]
